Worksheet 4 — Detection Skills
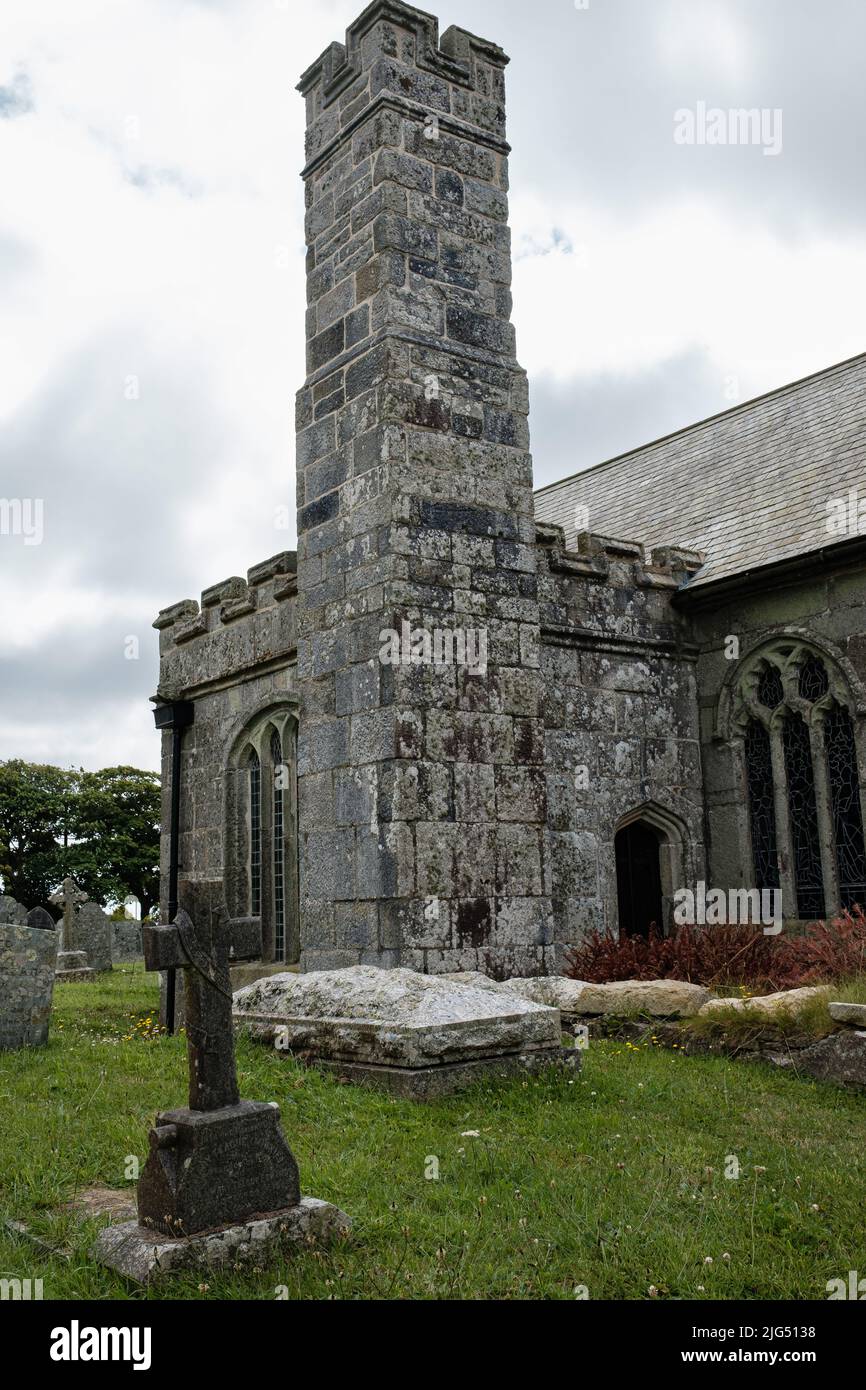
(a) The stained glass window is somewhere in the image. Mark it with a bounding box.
[798,654,829,703]
[782,712,824,919]
[744,720,780,892]
[249,750,262,918]
[757,665,784,709]
[825,705,866,910]
[271,730,286,961]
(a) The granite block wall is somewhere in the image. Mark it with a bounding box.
[537,527,707,948]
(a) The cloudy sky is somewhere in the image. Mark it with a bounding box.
[1,0,864,773]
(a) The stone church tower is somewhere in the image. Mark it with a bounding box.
[295,2,553,974]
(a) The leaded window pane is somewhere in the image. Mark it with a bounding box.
[757,665,784,709]
[249,751,262,918]
[745,720,780,892]
[782,712,824,919]
[798,654,829,703]
[271,730,285,961]
[825,705,866,910]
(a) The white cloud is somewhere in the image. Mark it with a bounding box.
[513,192,866,398]
[657,0,756,84]
[0,699,157,771]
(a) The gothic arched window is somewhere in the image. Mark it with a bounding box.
[735,644,866,922]
[226,708,299,963]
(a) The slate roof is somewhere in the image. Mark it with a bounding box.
[533,353,866,589]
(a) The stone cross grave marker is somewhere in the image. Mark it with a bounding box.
[138,880,299,1234]
[48,877,88,953]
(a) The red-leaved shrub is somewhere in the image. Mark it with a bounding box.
[564,906,866,993]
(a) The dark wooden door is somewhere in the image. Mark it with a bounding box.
[615,822,663,938]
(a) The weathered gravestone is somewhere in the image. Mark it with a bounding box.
[74,901,113,974]
[0,900,59,1049]
[93,881,349,1281]
[111,919,144,962]
[0,894,27,926]
[48,877,86,952]
[48,878,113,977]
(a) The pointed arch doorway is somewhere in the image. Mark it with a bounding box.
[615,821,663,938]
[614,804,688,939]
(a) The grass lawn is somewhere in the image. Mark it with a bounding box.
[0,966,864,1301]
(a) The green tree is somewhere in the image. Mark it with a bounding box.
[68,766,161,919]
[0,760,76,908]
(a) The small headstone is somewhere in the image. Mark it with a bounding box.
[0,902,58,1049]
[55,950,95,982]
[111,919,143,962]
[26,906,56,932]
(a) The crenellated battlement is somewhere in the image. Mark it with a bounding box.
[298,1,509,163]
[155,552,297,643]
[535,522,705,590]
[535,522,704,651]
[153,552,298,693]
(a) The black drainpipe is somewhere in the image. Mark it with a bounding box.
[152,699,195,1034]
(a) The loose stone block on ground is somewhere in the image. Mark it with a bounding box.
[795,1030,866,1091]
[828,1001,866,1027]
[560,978,710,1018]
[698,985,829,1019]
